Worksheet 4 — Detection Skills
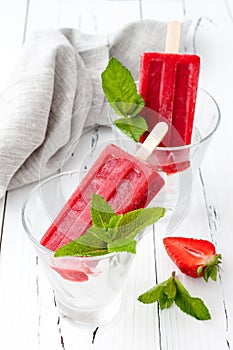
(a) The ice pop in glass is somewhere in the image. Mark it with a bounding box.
[138,21,200,174]
[40,123,168,251]
[139,52,200,147]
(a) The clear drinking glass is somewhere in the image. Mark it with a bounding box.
[22,171,137,325]
[108,88,221,231]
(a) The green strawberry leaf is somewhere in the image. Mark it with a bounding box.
[197,266,203,277]
[114,115,148,142]
[174,278,211,320]
[198,254,222,282]
[91,193,116,228]
[54,232,108,257]
[101,57,144,117]
[208,266,217,281]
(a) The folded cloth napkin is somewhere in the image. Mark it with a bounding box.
[0,20,191,198]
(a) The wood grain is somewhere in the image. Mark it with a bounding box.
[0,0,233,349]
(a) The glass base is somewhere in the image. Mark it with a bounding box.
[55,294,122,326]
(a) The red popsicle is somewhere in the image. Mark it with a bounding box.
[139,52,200,147]
[139,21,200,174]
[41,123,167,251]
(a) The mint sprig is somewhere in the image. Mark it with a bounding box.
[54,194,165,258]
[138,272,211,321]
[114,116,148,143]
[101,57,147,142]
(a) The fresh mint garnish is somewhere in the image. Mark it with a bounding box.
[114,116,148,142]
[91,193,116,228]
[138,272,211,321]
[174,277,211,320]
[54,232,108,257]
[54,194,165,258]
[101,57,147,142]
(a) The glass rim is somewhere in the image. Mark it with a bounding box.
[21,170,120,261]
[109,87,221,152]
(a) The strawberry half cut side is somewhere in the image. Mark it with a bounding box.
[163,237,222,282]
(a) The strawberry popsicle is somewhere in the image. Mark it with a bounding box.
[139,52,200,147]
[41,143,165,251]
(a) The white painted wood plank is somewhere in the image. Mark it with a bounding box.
[154,175,229,350]
[183,0,233,95]
[0,173,95,348]
[0,184,40,350]
[195,125,233,348]
[0,0,27,90]
[141,0,185,22]
[184,2,233,347]
[25,0,60,35]
[59,0,141,34]
[93,230,160,350]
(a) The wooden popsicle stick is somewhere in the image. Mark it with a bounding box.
[135,122,168,161]
[165,20,181,53]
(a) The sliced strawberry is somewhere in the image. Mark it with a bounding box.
[52,267,89,282]
[163,237,222,281]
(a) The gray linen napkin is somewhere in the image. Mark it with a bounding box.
[0,20,190,198]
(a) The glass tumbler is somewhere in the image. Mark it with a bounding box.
[22,171,137,325]
[108,88,221,231]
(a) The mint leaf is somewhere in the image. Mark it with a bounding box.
[138,272,211,321]
[101,57,147,142]
[108,237,137,254]
[174,278,211,320]
[87,213,124,244]
[111,100,144,119]
[159,290,174,310]
[91,193,116,228]
[54,195,165,258]
[54,232,108,257]
[163,276,177,299]
[138,284,165,304]
[108,214,123,228]
[138,276,176,309]
[114,115,148,142]
[117,207,165,240]
[101,57,144,117]
[87,226,116,243]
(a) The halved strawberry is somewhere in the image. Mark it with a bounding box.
[163,237,222,282]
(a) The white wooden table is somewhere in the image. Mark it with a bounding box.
[0,1,233,349]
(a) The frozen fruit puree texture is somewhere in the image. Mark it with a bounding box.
[40,144,165,251]
[139,53,200,147]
